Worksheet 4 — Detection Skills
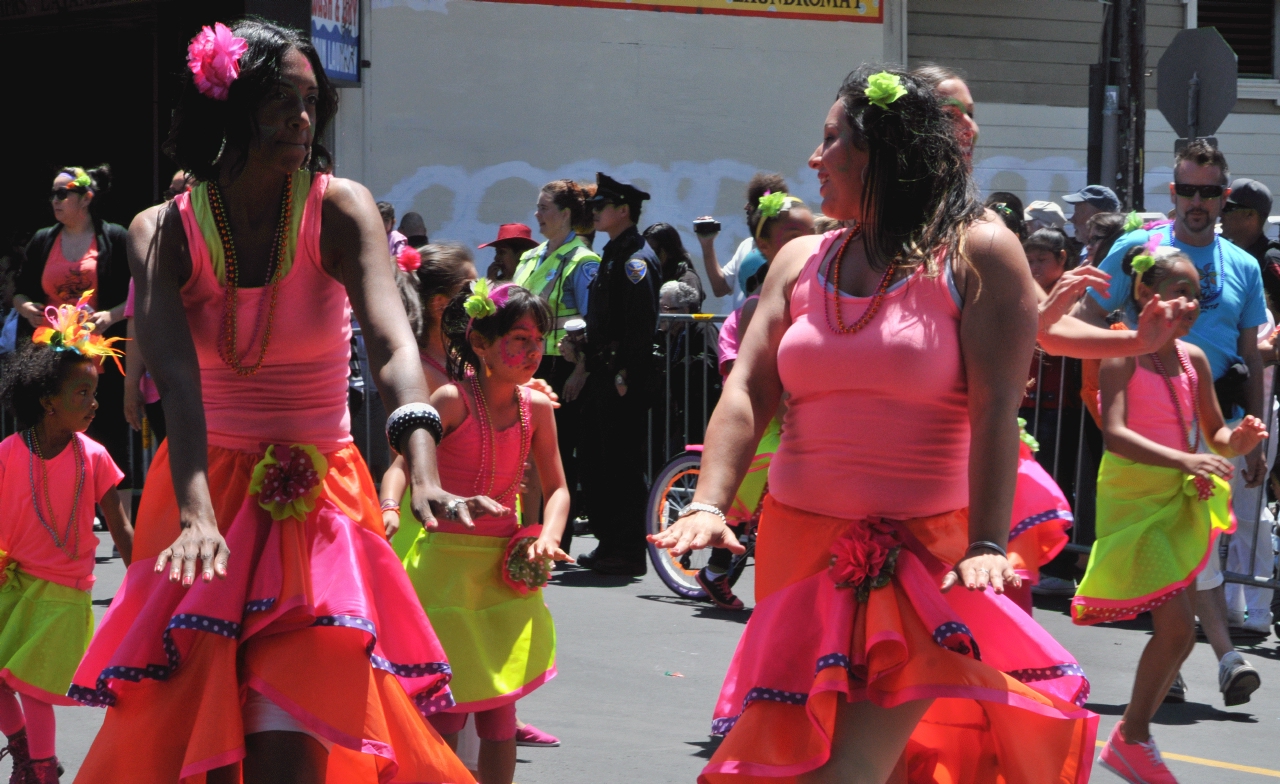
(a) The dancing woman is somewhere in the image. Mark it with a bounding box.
[652,66,1097,783]
[70,20,484,783]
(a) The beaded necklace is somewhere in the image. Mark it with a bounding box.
[1148,345,1215,500]
[24,428,86,560]
[206,176,294,376]
[468,374,532,506]
[823,225,899,335]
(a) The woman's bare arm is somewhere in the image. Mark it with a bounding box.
[946,220,1037,594]
[648,234,818,555]
[131,202,229,585]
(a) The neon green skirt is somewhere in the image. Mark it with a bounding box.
[1072,453,1232,625]
[402,530,556,710]
[729,418,781,524]
[0,566,94,705]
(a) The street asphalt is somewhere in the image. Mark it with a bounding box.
[25,533,1280,782]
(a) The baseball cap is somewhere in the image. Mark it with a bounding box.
[1062,185,1121,212]
[1024,201,1067,231]
[1224,178,1273,216]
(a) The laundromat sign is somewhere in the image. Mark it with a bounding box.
[479,0,880,22]
[312,0,360,85]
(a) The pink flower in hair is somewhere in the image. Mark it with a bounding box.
[187,22,248,101]
[1143,234,1163,255]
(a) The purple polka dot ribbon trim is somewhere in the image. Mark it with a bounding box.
[1009,509,1073,541]
[413,685,457,716]
[312,614,376,635]
[1007,663,1090,706]
[815,653,851,674]
[370,654,451,680]
[244,598,276,613]
[710,686,809,736]
[932,621,981,660]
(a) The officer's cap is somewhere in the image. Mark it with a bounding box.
[588,172,651,212]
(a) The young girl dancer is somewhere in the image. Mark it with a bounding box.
[401,280,570,784]
[1078,245,1266,783]
[0,298,133,783]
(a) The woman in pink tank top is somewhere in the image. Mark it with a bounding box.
[70,20,486,784]
[653,66,1097,783]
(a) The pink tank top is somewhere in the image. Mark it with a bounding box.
[1118,347,1199,452]
[432,383,532,537]
[772,230,970,520]
[175,172,353,452]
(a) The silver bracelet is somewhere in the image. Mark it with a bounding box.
[678,502,727,526]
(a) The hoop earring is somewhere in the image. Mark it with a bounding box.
[212,135,228,166]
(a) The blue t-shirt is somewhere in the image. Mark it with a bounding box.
[1090,226,1267,379]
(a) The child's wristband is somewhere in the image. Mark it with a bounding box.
[380,500,400,513]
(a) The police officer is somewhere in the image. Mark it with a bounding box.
[571,173,660,576]
[513,181,600,549]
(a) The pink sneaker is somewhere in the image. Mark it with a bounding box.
[515,724,560,747]
[1098,722,1178,783]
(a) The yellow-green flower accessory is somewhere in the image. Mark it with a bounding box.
[62,168,92,191]
[464,278,499,320]
[865,72,908,110]
[1017,417,1040,453]
[754,191,807,241]
[1123,211,1143,233]
[1130,235,1162,277]
[250,444,327,522]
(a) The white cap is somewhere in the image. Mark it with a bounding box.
[1024,200,1067,232]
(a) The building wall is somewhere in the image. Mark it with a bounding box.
[333,0,887,312]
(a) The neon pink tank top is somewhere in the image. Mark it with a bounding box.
[1119,345,1199,452]
[432,383,532,538]
[772,230,969,520]
[175,173,353,452]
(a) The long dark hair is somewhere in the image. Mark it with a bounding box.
[642,223,694,282]
[441,285,551,381]
[836,65,982,273]
[164,18,338,182]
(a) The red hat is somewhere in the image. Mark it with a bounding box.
[479,223,539,251]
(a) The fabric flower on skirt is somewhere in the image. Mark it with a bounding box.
[829,518,901,602]
[250,444,327,522]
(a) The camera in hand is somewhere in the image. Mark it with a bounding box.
[693,218,721,235]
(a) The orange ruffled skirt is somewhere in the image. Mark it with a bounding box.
[701,496,1096,784]
[70,442,473,783]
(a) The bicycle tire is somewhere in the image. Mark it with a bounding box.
[645,451,711,600]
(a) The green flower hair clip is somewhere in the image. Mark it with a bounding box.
[757,191,788,220]
[1130,235,1162,276]
[65,168,92,191]
[865,72,907,110]
[1123,211,1143,233]
[464,278,498,320]
[1017,418,1040,453]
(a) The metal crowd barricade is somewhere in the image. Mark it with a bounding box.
[647,313,726,482]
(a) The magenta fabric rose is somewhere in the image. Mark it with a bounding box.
[187,22,249,101]
[829,518,901,601]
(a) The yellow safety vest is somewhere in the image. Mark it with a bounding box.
[512,235,600,355]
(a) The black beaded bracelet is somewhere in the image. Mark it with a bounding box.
[386,403,443,454]
[965,540,1007,558]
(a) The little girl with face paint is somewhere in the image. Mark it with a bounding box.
[0,302,133,783]
[1083,244,1267,781]
[399,280,570,784]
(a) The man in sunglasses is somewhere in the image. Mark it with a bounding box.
[1221,179,1280,318]
[1073,139,1268,706]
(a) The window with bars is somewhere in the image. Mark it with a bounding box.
[1199,0,1276,77]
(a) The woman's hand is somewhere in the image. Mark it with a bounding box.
[89,309,114,332]
[530,534,574,564]
[1039,266,1110,331]
[408,484,509,531]
[1229,415,1269,456]
[524,377,560,408]
[382,509,401,540]
[941,551,1019,594]
[562,364,588,402]
[123,382,144,431]
[17,299,45,328]
[1181,452,1235,482]
[647,510,744,557]
[155,518,230,586]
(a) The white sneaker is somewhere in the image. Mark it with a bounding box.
[1219,651,1261,706]
[1032,575,1077,596]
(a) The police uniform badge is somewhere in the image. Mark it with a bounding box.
[625,259,648,284]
